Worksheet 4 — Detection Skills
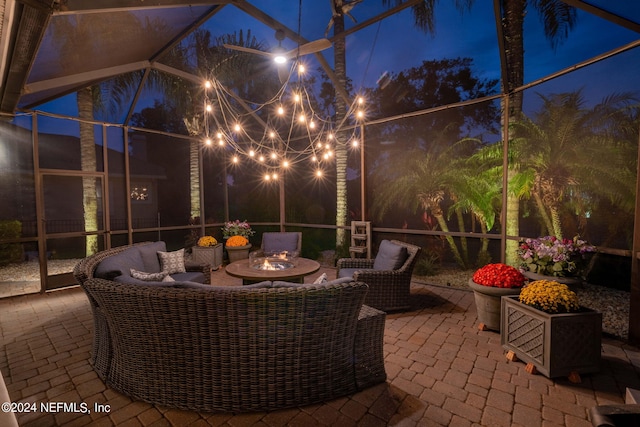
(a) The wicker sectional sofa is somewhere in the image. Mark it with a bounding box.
[73,243,387,412]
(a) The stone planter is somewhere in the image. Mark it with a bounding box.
[192,244,223,270]
[226,244,252,263]
[501,296,602,379]
[468,279,522,332]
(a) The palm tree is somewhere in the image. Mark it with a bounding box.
[370,136,497,269]
[511,90,638,239]
[379,1,578,262]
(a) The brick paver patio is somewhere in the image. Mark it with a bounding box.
[1,266,640,426]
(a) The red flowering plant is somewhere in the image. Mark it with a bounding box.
[472,263,526,288]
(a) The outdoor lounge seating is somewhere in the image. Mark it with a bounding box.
[337,239,421,312]
[72,243,386,412]
[79,277,386,412]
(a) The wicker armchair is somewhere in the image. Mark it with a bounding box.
[81,278,386,412]
[337,239,421,312]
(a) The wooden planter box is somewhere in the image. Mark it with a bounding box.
[500,296,602,378]
[192,244,223,270]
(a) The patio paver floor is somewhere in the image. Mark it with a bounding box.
[1,266,640,426]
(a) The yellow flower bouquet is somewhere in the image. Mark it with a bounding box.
[226,235,249,247]
[518,280,579,314]
[197,236,218,247]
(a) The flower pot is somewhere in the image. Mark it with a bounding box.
[500,296,602,378]
[192,244,223,270]
[468,279,522,332]
[226,243,252,263]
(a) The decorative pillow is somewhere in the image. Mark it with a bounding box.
[162,275,175,282]
[157,249,186,275]
[313,273,328,284]
[373,240,407,271]
[130,269,168,282]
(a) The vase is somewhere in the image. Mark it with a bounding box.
[226,243,252,263]
[522,271,582,289]
[500,296,602,379]
[468,279,522,332]
[192,244,223,270]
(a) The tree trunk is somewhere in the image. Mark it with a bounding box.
[78,87,98,256]
[333,1,349,250]
[502,0,525,264]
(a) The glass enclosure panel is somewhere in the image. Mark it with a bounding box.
[106,127,127,231]
[46,236,103,290]
[37,115,105,172]
[521,5,639,85]
[0,118,37,237]
[517,48,639,251]
[128,130,191,228]
[43,175,104,235]
[0,241,41,298]
[202,147,227,227]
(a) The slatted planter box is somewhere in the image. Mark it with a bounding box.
[500,296,602,379]
[191,244,223,270]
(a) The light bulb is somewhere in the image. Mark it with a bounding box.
[327,133,334,140]
[249,150,255,157]
[271,152,278,160]
[357,96,364,105]
[205,138,212,145]
[264,174,271,181]
[309,121,316,129]
[283,160,289,168]
[294,93,300,103]
[352,139,359,147]
[277,106,284,115]
[311,155,318,162]
[259,155,265,162]
[272,173,278,180]
[234,123,241,132]
[298,64,306,73]
[205,104,212,112]
[204,80,212,89]
[232,156,239,163]
[316,169,323,177]
[298,114,305,123]
[269,131,276,138]
[356,110,364,119]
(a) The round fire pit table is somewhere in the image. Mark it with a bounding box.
[225,257,321,285]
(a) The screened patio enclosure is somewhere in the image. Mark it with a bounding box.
[1,1,640,341]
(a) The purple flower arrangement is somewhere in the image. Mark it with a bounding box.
[516,235,596,278]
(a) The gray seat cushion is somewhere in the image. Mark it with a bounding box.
[338,268,375,279]
[171,271,206,283]
[95,247,144,280]
[262,232,299,253]
[373,240,407,270]
[137,241,166,273]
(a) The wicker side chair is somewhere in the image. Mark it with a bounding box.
[337,239,421,312]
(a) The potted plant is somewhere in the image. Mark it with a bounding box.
[225,235,252,262]
[191,236,223,270]
[516,235,596,285]
[468,263,526,332]
[501,279,602,381]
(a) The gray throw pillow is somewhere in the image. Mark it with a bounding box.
[157,249,186,275]
[373,240,407,271]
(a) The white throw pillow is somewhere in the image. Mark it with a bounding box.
[312,273,328,284]
[130,269,168,282]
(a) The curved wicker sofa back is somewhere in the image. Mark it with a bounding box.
[83,277,387,412]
